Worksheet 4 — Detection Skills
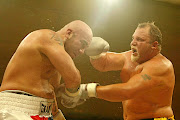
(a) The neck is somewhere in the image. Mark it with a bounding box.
[138,51,160,64]
[56,31,66,44]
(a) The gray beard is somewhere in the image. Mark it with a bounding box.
[131,54,140,62]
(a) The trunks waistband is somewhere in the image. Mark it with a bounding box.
[0,90,54,117]
[142,115,175,120]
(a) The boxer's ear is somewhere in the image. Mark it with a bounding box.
[65,29,73,39]
[151,41,159,50]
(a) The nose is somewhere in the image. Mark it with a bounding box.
[130,39,137,46]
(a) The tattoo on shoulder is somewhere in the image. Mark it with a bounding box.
[50,33,64,46]
[141,74,151,81]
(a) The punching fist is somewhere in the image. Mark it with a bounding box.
[56,84,85,108]
[85,37,110,57]
[56,83,99,108]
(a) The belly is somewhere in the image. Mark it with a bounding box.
[123,99,155,114]
[1,76,55,99]
[123,99,173,120]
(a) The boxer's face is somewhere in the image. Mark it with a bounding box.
[130,27,153,63]
[65,33,91,59]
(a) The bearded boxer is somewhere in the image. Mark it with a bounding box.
[0,20,93,120]
[60,22,175,120]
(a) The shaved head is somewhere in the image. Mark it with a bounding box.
[62,20,93,43]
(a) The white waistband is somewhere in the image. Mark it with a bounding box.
[0,91,54,117]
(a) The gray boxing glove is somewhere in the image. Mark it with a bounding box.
[57,83,99,108]
[57,84,84,108]
[85,37,110,59]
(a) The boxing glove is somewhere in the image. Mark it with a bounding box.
[80,83,100,99]
[85,37,110,59]
[56,84,84,108]
[57,83,99,108]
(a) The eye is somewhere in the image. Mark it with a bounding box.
[80,40,88,49]
[137,38,145,42]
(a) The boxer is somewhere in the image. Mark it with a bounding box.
[60,22,175,120]
[0,20,93,120]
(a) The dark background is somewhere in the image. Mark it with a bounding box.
[0,0,179,119]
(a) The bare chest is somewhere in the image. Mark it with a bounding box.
[120,63,142,83]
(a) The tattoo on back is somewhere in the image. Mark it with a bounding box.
[141,74,151,81]
[50,33,64,46]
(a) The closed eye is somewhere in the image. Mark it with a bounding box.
[80,40,88,49]
[137,37,145,42]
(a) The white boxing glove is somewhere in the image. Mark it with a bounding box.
[80,83,100,99]
[56,84,85,108]
[85,37,110,59]
[56,83,99,108]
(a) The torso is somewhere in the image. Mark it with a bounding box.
[0,29,60,99]
[120,51,175,120]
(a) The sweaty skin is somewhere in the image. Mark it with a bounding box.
[0,29,83,119]
[0,29,79,98]
[91,51,174,120]
[90,27,175,120]
[0,20,92,119]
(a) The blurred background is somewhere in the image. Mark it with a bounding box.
[0,0,179,119]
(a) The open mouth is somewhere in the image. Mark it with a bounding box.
[131,48,138,56]
[132,48,137,53]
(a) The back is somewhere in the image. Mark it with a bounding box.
[0,29,58,98]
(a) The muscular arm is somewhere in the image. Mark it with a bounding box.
[96,64,168,102]
[39,31,81,89]
[90,52,126,72]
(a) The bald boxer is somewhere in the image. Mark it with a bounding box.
[61,22,175,120]
[0,20,93,120]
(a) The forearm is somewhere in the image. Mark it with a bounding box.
[90,52,125,72]
[85,37,110,72]
[90,53,108,72]
[96,84,131,102]
[63,68,81,90]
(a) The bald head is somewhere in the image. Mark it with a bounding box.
[64,20,92,33]
[58,20,93,58]
[61,20,93,43]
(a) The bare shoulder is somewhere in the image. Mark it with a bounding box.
[31,29,55,35]
[129,54,175,92]
[147,54,173,71]
[21,29,54,46]
[26,29,64,50]
[27,29,56,42]
[145,54,174,75]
